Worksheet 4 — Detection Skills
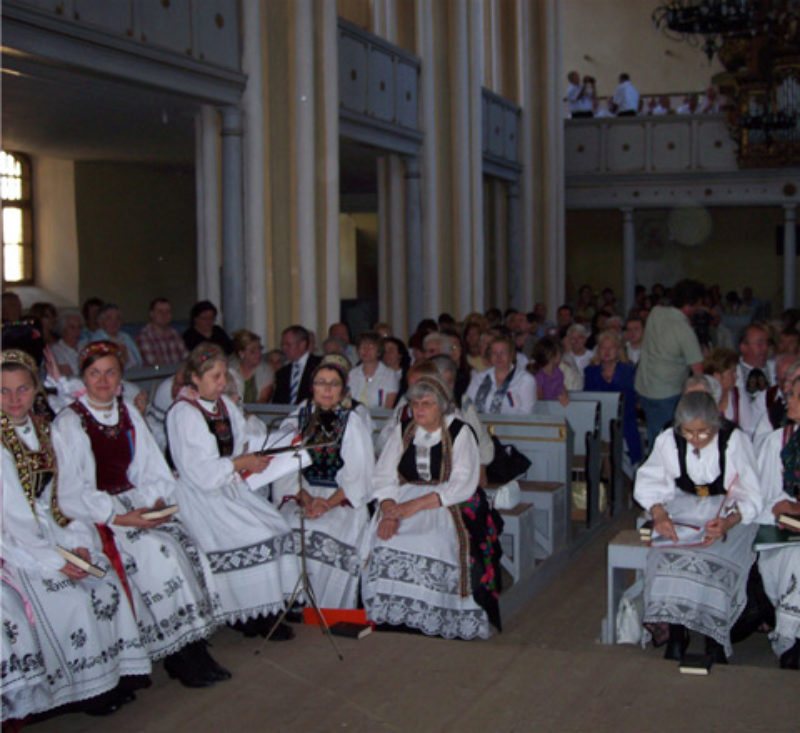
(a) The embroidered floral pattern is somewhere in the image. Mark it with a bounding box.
[70,628,87,649]
[3,619,19,644]
[366,593,489,640]
[90,582,121,621]
[297,530,361,576]
[207,533,295,574]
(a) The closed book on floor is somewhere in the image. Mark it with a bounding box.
[679,653,712,675]
[329,621,373,639]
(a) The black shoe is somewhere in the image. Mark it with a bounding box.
[265,615,295,641]
[81,689,122,717]
[229,617,263,638]
[704,635,728,665]
[163,650,215,688]
[779,639,800,670]
[664,624,689,661]
[193,641,232,681]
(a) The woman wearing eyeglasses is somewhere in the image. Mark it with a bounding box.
[634,391,762,664]
[272,355,374,609]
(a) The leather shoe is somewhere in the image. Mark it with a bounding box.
[163,651,215,688]
[704,636,728,665]
[191,641,232,681]
[81,690,122,716]
[779,639,800,670]
[664,624,689,661]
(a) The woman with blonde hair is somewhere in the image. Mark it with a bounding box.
[228,329,274,404]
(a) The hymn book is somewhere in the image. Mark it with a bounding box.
[777,513,800,531]
[141,504,179,520]
[754,523,800,551]
[329,621,373,640]
[56,546,106,579]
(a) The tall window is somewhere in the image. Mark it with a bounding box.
[2,151,33,285]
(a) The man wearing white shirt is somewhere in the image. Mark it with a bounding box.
[735,323,776,438]
[610,73,639,117]
[565,70,593,118]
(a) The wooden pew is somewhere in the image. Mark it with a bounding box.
[569,391,625,516]
[534,400,602,528]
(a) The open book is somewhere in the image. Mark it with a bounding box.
[243,428,311,491]
[650,522,706,547]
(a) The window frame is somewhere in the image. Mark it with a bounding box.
[2,150,35,287]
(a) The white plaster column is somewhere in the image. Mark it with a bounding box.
[468,0,485,313]
[389,154,405,336]
[194,105,221,310]
[493,180,507,308]
[405,155,423,331]
[489,0,502,92]
[541,0,565,317]
[507,181,522,310]
[377,157,390,322]
[622,206,636,317]
[220,105,245,331]
[241,0,267,340]
[784,204,797,309]
[293,0,317,333]
[319,0,340,331]
[451,0,472,317]
[415,0,439,319]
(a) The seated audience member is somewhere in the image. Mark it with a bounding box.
[2,291,23,322]
[27,302,58,346]
[84,303,142,368]
[328,322,358,366]
[710,307,735,349]
[166,343,299,640]
[556,304,574,330]
[610,72,639,116]
[564,323,594,374]
[135,297,188,367]
[272,356,374,609]
[382,335,411,397]
[634,391,762,663]
[704,348,746,428]
[322,336,347,358]
[182,300,234,355]
[754,376,800,669]
[2,349,152,718]
[753,355,800,453]
[465,334,536,414]
[51,308,83,376]
[779,327,800,356]
[228,329,274,404]
[737,323,776,436]
[363,374,500,638]
[373,321,392,338]
[440,326,473,402]
[584,331,642,465]
[676,93,699,115]
[266,348,286,375]
[574,284,595,325]
[529,336,569,406]
[349,331,399,409]
[52,341,229,687]
[624,316,644,366]
[80,296,104,342]
[463,320,486,372]
[422,331,453,360]
[272,325,322,405]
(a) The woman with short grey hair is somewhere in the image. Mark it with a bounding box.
[364,374,500,639]
[634,390,762,664]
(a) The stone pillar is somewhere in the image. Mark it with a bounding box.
[405,156,423,332]
[622,206,636,318]
[389,155,405,336]
[507,181,522,310]
[220,105,245,332]
[784,204,797,309]
[293,0,317,333]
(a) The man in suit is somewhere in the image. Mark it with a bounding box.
[272,325,322,404]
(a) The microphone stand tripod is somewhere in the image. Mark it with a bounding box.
[264,450,344,660]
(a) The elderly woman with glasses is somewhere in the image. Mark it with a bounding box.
[634,391,763,664]
[363,374,501,640]
[272,355,374,609]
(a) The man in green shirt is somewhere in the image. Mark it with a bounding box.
[635,279,705,450]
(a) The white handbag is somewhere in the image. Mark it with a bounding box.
[489,480,521,510]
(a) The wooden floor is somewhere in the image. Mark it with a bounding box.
[27,510,798,732]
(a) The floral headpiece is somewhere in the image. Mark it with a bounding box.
[78,340,123,372]
[0,348,39,378]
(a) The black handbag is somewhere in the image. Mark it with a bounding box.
[485,435,531,484]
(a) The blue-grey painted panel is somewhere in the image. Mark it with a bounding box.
[192,0,240,70]
[482,94,490,152]
[339,33,367,113]
[504,107,518,161]
[13,0,64,12]
[367,46,394,122]
[137,0,191,55]
[394,59,417,129]
[489,99,504,157]
[73,0,132,36]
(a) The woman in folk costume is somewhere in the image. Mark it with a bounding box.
[364,374,502,640]
[166,343,299,640]
[754,375,800,670]
[272,355,374,609]
[1,349,151,718]
[634,391,763,663]
[52,340,229,687]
